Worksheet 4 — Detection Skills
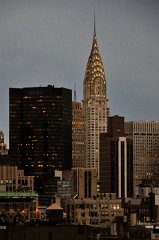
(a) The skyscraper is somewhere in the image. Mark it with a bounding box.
[100,116,133,198]
[125,120,159,195]
[9,85,72,201]
[83,16,109,178]
[72,100,84,168]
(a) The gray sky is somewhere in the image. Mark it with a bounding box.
[0,0,159,145]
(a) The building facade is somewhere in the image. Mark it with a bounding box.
[71,168,97,199]
[0,164,38,223]
[72,100,84,168]
[9,85,72,202]
[0,191,38,223]
[125,120,159,194]
[0,164,34,192]
[0,131,8,155]
[100,116,133,198]
[66,167,123,229]
[65,193,123,228]
[83,18,109,178]
[9,85,72,173]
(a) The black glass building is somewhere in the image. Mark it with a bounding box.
[9,86,72,203]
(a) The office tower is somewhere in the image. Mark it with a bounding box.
[83,17,109,178]
[72,98,84,168]
[125,120,159,194]
[71,168,97,199]
[9,85,72,203]
[100,116,133,198]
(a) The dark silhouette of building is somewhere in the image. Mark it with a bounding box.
[99,115,133,197]
[0,224,113,240]
[9,85,72,204]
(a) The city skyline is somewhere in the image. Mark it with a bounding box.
[1,0,159,145]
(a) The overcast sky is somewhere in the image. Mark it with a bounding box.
[0,0,159,145]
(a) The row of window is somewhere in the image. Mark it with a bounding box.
[0,179,30,184]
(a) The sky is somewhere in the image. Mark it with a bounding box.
[0,0,159,145]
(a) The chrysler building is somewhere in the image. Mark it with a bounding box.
[83,16,109,178]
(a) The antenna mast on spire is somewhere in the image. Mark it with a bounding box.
[94,11,96,37]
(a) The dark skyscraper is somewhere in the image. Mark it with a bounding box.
[100,115,133,198]
[9,85,72,202]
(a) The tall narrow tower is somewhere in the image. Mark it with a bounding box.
[72,83,85,168]
[83,16,109,178]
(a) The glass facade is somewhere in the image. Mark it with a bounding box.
[9,86,72,201]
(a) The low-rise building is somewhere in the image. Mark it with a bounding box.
[65,167,124,235]
[0,191,38,223]
[65,193,123,229]
[0,165,34,192]
[0,164,38,223]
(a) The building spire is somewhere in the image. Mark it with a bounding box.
[83,13,106,101]
[94,11,96,37]
[83,14,109,180]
